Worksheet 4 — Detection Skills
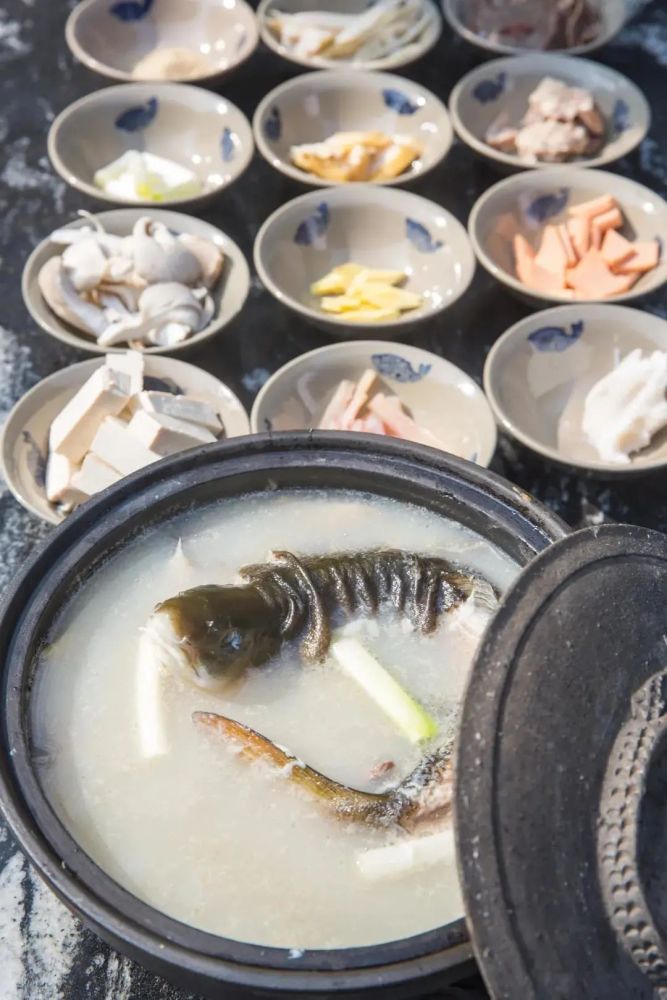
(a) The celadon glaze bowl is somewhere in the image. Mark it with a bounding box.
[65,0,259,83]
[468,167,667,306]
[48,83,254,208]
[21,208,251,355]
[254,186,476,336]
[449,54,650,172]
[483,304,667,476]
[251,340,497,466]
[0,355,250,524]
[253,70,453,187]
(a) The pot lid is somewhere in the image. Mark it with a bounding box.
[456,523,667,1000]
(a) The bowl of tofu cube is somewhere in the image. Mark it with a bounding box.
[22,208,250,354]
[257,0,442,72]
[254,186,476,335]
[251,339,497,466]
[253,69,453,187]
[449,54,650,173]
[48,83,254,208]
[468,167,667,306]
[0,353,250,524]
[483,303,667,476]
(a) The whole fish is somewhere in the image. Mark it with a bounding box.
[145,549,496,689]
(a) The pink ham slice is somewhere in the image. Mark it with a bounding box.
[339,369,379,429]
[566,216,589,259]
[614,240,661,275]
[367,394,445,450]
[565,247,639,298]
[568,194,616,220]
[319,379,355,430]
[590,207,623,250]
[600,228,637,269]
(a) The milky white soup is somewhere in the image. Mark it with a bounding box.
[32,490,518,950]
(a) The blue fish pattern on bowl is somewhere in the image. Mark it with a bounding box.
[115,96,158,132]
[406,218,443,253]
[294,203,330,246]
[472,72,506,104]
[528,319,584,352]
[612,98,630,134]
[382,88,418,115]
[221,127,235,162]
[21,430,46,490]
[371,353,431,382]
[526,187,569,224]
[264,106,282,142]
[109,0,153,21]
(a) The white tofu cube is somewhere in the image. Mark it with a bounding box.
[49,366,132,463]
[45,452,78,505]
[90,416,162,476]
[128,410,217,457]
[106,350,144,397]
[135,391,222,434]
[68,454,122,506]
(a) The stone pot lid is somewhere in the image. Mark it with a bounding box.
[456,523,667,1000]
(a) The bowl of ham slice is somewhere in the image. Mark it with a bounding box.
[449,54,649,173]
[469,167,667,306]
[484,303,667,476]
[250,339,497,466]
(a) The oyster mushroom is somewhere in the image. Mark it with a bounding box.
[38,258,109,339]
[178,233,224,290]
[132,218,202,286]
[61,237,109,292]
[97,282,206,348]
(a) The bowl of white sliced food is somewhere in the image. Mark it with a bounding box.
[22,209,250,353]
[0,352,250,524]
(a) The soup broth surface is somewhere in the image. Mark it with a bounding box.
[33,490,518,949]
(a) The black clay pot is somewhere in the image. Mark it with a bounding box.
[0,432,567,1000]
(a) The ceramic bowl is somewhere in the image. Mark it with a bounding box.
[484,304,667,476]
[0,356,251,525]
[251,340,496,465]
[257,0,442,71]
[254,186,476,336]
[468,167,667,306]
[441,0,626,56]
[450,54,650,172]
[48,83,254,208]
[65,0,259,84]
[22,208,251,355]
[253,69,453,187]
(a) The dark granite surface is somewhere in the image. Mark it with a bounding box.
[0,0,666,997]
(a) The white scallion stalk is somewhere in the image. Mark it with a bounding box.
[331,637,437,744]
[356,828,456,880]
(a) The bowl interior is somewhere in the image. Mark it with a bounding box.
[257,189,474,323]
[486,306,667,472]
[23,208,250,354]
[70,0,258,79]
[252,343,496,465]
[452,55,649,169]
[1,356,250,524]
[256,72,451,184]
[473,170,667,302]
[50,85,252,197]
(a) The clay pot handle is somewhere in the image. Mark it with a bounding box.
[598,668,667,992]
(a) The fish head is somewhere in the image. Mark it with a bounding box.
[151,584,281,688]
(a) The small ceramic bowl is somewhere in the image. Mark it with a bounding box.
[484,303,667,476]
[22,208,251,355]
[468,167,667,306]
[254,186,476,336]
[65,0,259,84]
[257,0,442,71]
[0,355,251,525]
[253,69,453,187]
[48,83,254,208]
[450,54,650,172]
[441,0,626,56]
[251,340,496,465]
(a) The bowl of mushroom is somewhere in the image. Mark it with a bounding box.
[22,209,251,354]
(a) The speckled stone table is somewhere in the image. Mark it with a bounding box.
[0,1,666,997]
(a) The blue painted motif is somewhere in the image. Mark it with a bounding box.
[115,97,158,132]
[526,187,569,223]
[406,218,443,253]
[382,88,418,115]
[221,127,235,162]
[21,431,45,489]
[109,0,153,21]
[528,319,584,352]
[472,72,506,104]
[294,203,330,246]
[612,98,630,134]
[264,106,281,141]
[371,353,431,382]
